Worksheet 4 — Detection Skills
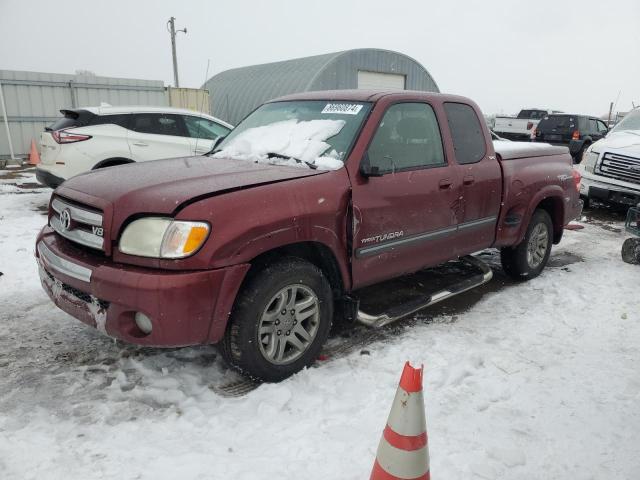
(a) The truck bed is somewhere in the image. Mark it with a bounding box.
[493,140,577,248]
[493,140,569,160]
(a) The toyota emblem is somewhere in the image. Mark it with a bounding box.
[60,209,72,231]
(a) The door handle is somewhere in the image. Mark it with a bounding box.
[133,142,148,147]
[463,175,475,186]
[439,179,452,189]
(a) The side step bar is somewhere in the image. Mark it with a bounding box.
[356,255,493,329]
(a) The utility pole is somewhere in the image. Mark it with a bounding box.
[607,102,614,127]
[167,17,187,87]
[0,81,16,162]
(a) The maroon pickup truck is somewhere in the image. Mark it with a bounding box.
[36,90,582,381]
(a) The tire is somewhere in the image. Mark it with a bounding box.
[501,209,553,281]
[574,143,590,164]
[220,257,333,382]
[621,238,640,265]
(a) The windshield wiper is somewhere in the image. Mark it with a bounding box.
[206,135,227,156]
[266,152,317,169]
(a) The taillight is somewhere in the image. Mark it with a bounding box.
[572,130,580,140]
[51,129,92,144]
[526,121,534,130]
[572,168,581,193]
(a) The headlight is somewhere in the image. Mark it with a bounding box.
[582,147,600,173]
[119,217,210,258]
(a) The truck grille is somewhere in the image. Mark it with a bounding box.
[50,196,105,251]
[597,153,640,185]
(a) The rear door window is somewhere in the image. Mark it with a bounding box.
[588,119,599,134]
[183,116,231,140]
[131,113,187,137]
[367,102,445,173]
[88,114,131,129]
[597,120,608,133]
[444,102,486,164]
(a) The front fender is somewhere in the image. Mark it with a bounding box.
[174,169,353,287]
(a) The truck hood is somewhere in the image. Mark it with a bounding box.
[57,155,326,215]
[592,131,640,156]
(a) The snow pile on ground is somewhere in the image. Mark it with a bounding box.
[1,169,639,479]
[213,119,345,170]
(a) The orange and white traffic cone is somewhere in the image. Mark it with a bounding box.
[28,139,40,165]
[370,362,430,480]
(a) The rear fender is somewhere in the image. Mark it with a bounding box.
[517,187,566,245]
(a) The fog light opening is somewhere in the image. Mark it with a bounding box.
[134,312,153,335]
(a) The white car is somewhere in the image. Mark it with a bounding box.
[36,105,233,188]
[577,108,640,207]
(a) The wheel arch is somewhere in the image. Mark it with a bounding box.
[92,157,134,169]
[246,241,346,299]
[533,195,565,244]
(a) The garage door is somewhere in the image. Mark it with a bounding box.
[357,71,406,90]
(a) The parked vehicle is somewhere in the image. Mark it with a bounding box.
[576,108,640,207]
[622,204,640,264]
[35,90,583,382]
[533,113,608,162]
[36,105,233,188]
[493,109,554,141]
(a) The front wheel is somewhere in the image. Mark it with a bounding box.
[220,257,333,382]
[501,209,553,280]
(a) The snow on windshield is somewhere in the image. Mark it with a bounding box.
[212,119,347,170]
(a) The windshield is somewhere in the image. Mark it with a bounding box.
[212,100,372,170]
[610,109,640,134]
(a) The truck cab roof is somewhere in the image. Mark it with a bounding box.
[269,89,473,105]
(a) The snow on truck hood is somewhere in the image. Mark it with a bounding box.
[212,119,346,171]
[59,155,325,214]
[591,131,640,156]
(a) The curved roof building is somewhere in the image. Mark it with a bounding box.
[203,48,439,125]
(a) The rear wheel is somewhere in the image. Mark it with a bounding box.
[501,209,553,280]
[220,257,333,382]
[575,143,590,164]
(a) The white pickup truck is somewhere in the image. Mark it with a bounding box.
[493,109,555,141]
[577,108,640,207]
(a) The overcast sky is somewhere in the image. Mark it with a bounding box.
[1,0,638,116]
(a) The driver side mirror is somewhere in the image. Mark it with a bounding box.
[359,152,384,178]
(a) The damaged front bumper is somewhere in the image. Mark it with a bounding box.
[36,227,249,346]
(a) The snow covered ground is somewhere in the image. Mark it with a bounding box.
[1,168,639,480]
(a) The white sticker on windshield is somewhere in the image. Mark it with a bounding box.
[321,103,363,115]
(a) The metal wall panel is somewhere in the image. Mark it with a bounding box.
[0,70,169,159]
[168,87,211,114]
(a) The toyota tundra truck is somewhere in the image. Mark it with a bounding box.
[35,90,583,382]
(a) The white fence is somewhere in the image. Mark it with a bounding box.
[0,70,169,160]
